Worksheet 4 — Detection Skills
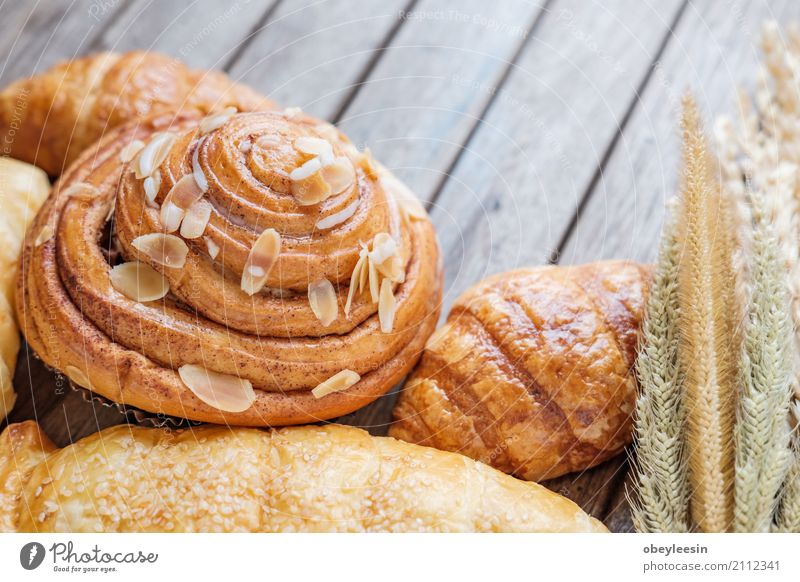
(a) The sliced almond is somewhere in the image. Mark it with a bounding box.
[131,233,189,269]
[314,122,340,143]
[167,174,205,210]
[205,237,220,259]
[61,182,100,199]
[358,248,369,293]
[135,132,176,179]
[295,137,333,165]
[320,156,356,194]
[143,171,161,204]
[119,139,145,163]
[178,364,255,413]
[35,224,54,247]
[283,106,302,119]
[192,138,209,192]
[180,199,213,239]
[344,252,367,316]
[356,148,378,179]
[368,257,379,303]
[316,197,360,231]
[369,233,397,265]
[238,139,252,153]
[378,278,397,333]
[110,261,169,302]
[159,201,185,233]
[289,157,331,205]
[199,106,237,135]
[65,365,93,390]
[308,278,338,326]
[241,228,281,296]
[311,369,361,399]
[255,134,280,148]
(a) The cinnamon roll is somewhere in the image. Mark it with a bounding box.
[17,108,442,425]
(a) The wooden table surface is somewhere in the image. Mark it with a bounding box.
[2,0,797,532]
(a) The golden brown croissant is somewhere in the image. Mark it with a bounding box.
[0,51,272,176]
[18,106,442,425]
[391,261,650,481]
[0,421,607,532]
[0,158,50,419]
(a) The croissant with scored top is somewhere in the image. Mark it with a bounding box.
[391,261,649,481]
[17,104,442,425]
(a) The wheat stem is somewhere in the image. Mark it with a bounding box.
[631,205,689,532]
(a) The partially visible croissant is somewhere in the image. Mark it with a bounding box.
[391,261,650,481]
[0,51,272,175]
[0,421,606,532]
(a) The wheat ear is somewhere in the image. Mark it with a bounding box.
[773,403,800,532]
[734,189,794,531]
[631,204,689,532]
[677,95,737,532]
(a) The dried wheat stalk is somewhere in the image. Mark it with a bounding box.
[631,205,689,532]
[677,96,737,532]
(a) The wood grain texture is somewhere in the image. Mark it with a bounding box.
[559,0,800,265]
[91,0,279,69]
[227,0,412,120]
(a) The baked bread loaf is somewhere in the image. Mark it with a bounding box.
[18,106,442,425]
[391,261,650,481]
[0,51,272,176]
[0,158,50,419]
[0,420,607,532]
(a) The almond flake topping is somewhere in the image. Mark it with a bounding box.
[308,278,338,326]
[178,364,255,413]
[65,365,93,390]
[315,197,360,230]
[119,139,145,163]
[378,278,397,333]
[192,138,209,192]
[143,172,161,204]
[199,106,237,135]
[311,369,361,399]
[160,174,205,232]
[238,139,252,153]
[180,199,213,240]
[241,228,281,296]
[295,136,334,163]
[135,132,176,179]
[35,224,54,247]
[289,147,355,206]
[283,106,302,119]
[205,237,220,259]
[110,261,170,302]
[343,233,403,330]
[131,233,189,269]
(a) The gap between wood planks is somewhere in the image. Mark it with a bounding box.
[547,0,690,265]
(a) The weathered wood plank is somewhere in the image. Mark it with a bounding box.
[429,0,685,309]
[336,0,546,202]
[228,0,412,120]
[92,0,279,69]
[560,0,800,265]
[557,0,800,532]
[0,0,124,85]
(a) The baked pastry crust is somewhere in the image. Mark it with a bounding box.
[17,108,442,425]
[0,158,50,419]
[391,261,650,481]
[0,51,271,176]
[0,421,607,532]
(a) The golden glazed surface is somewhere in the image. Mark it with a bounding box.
[0,51,271,176]
[17,108,442,425]
[0,421,607,532]
[391,261,649,481]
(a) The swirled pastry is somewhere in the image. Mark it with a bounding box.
[0,51,272,175]
[18,107,442,425]
[0,421,607,532]
[391,261,649,481]
[0,158,51,419]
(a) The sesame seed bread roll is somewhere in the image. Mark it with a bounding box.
[17,106,442,425]
[0,51,272,176]
[391,261,651,481]
[0,421,607,532]
[0,158,51,419]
